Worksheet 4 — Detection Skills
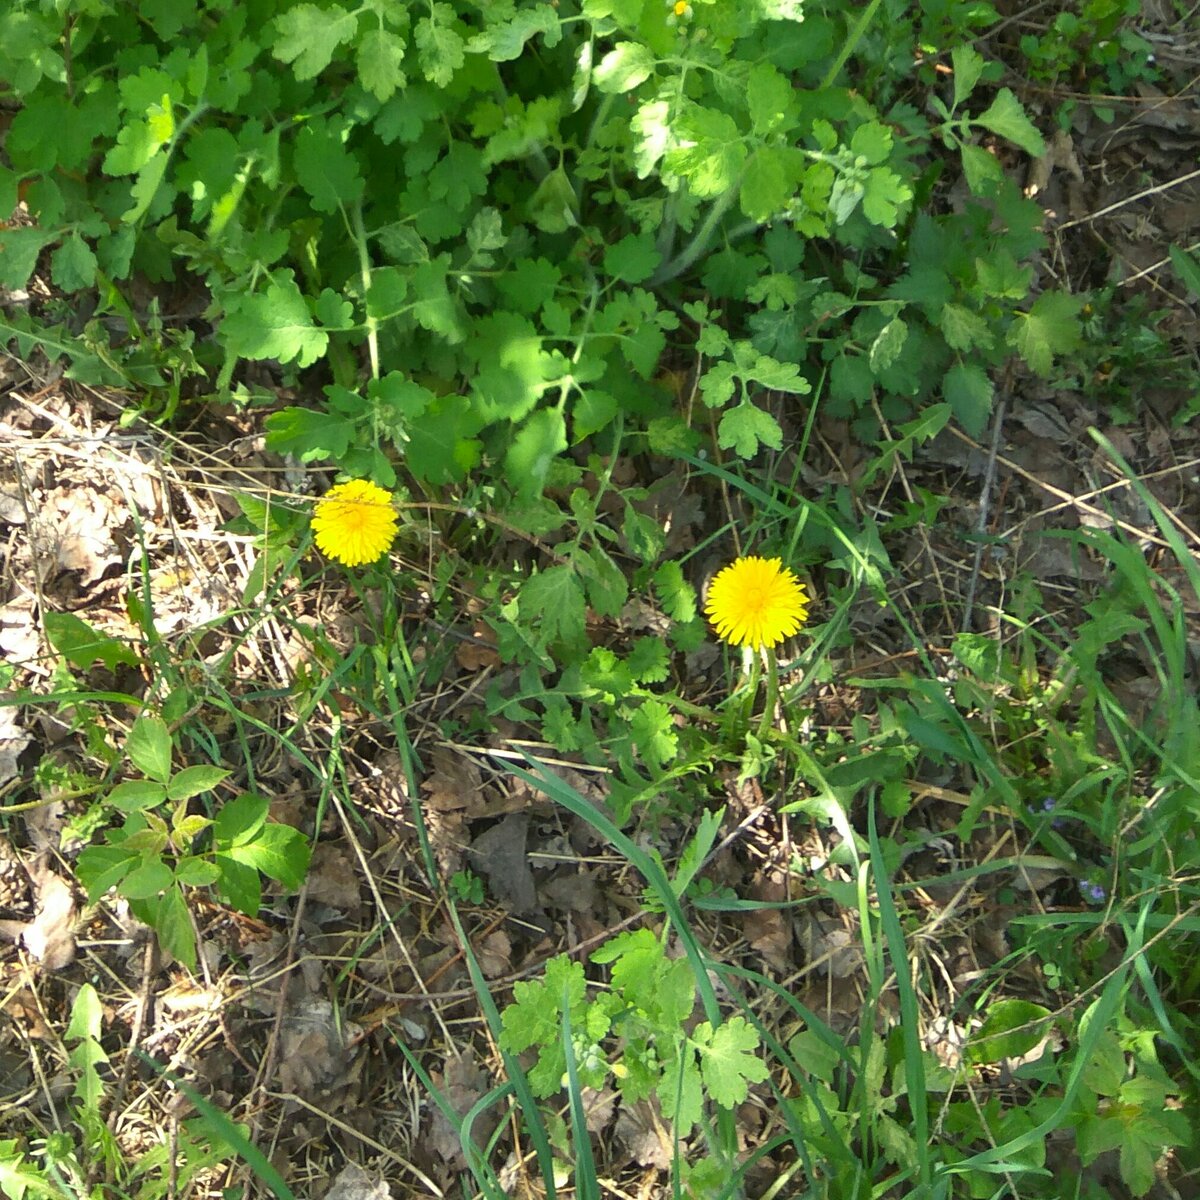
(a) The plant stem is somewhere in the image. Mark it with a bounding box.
[647,180,740,288]
[758,649,780,740]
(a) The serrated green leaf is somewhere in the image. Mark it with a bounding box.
[951,45,986,109]
[415,4,464,87]
[223,270,327,368]
[470,6,560,61]
[1007,290,1083,377]
[126,715,172,784]
[174,856,221,887]
[740,148,792,223]
[747,62,792,135]
[960,142,1003,195]
[293,119,364,214]
[50,234,97,292]
[604,232,660,283]
[1169,244,1200,299]
[630,698,677,768]
[861,166,910,228]
[939,303,993,352]
[594,42,655,94]
[692,1017,768,1107]
[974,88,1045,157]
[718,403,783,459]
[229,823,311,889]
[850,121,892,165]
[263,405,354,462]
[665,107,747,199]
[357,28,406,101]
[943,362,993,438]
[214,852,261,916]
[654,561,697,622]
[273,3,357,79]
[518,565,586,649]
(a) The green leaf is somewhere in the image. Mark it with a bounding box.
[960,143,1002,195]
[154,885,197,967]
[174,856,221,887]
[470,7,560,61]
[939,303,993,352]
[223,270,328,368]
[108,780,168,813]
[850,121,892,165]
[604,232,660,283]
[869,317,908,373]
[1007,290,1083,377]
[214,852,261,916]
[263,405,354,462]
[973,88,1045,157]
[273,3,357,79]
[50,234,97,292]
[943,363,993,438]
[951,44,986,109]
[665,107,747,199]
[747,62,793,135]
[357,28,406,101]
[653,561,697,623]
[861,166,911,228]
[594,42,655,93]
[229,823,311,889]
[718,403,783,459]
[43,611,138,672]
[126,715,173,784]
[0,228,54,290]
[75,845,139,899]
[415,4,465,87]
[692,1017,768,1107]
[167,765,231,802]
[500,954,585,1052]
[121,858,175,900]
[214,791,269,848]
[293,118,364,214]
[740,148,793,223]
[506,408,567,498]
[967,998,1051,1064]
[1169,244,1200,299]
[518,565,586,649]
[629,698,677,769]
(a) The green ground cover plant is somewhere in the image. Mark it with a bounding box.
[2,1,1199,1198]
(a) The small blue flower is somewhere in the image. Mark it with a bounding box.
[1080,879,1107,905]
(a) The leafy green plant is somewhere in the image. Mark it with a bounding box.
[501,928,768,1136]
[75,714,310,967]
[0,986,239,1200]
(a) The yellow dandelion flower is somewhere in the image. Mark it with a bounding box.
[705,556,809,651]
[311,479,398,567]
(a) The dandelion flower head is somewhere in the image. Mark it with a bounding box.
[705,556,809,651]
[311,479,398,567]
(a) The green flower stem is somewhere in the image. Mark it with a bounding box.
[349,200,379,381]
[721,645,761,744]
[647,179,740,288]
[758,649,780,740]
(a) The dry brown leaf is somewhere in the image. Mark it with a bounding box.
[0,859,77,969]
[305,843,362,912]
[428,1049,497,1166]
[421,746,486,814]
[324,1161,390,1200]
[476,928,512,979]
